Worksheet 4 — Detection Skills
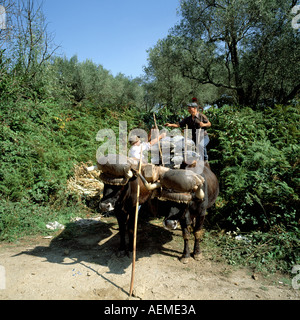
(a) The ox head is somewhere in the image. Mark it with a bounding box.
[93,154,137,214]
[161,201,190,230]
[99,183,125,214]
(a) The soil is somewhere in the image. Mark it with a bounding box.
[0,216,299,300]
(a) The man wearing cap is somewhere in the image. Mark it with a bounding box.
[165,101,211,162]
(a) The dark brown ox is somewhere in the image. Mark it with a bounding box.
[94,155,153,255]
[165,165,219,263]
[139,163,219,263]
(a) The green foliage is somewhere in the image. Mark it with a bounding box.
[0,93,148,241]
[207,103,299,230]
[204,226,300,274]
[144,37,221,108]
[0,97,144,202]
[53,55,144,108]
[142,104,188,130]
[0,197,89,242]
[145,0,300,106]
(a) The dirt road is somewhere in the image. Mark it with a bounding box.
[0,217,298,300]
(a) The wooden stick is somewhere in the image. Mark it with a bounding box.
[129,146,143,297]
[184,124,188,163]
[153,113,164,167]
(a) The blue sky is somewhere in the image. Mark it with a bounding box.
[43,0,181,78]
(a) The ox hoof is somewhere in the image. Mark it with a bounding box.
[193,253,203,261]
[180,257,191,264]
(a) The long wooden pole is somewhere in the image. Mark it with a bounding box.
[153,113,164,166]
[184,124,188,164]
[129,146,143,297]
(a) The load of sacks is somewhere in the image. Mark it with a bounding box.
[150,135,202,168]
[93,152,205,204]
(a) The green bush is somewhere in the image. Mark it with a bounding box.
[203,225,300,274]
[0,95,149,241]
[206,103,299,230]
[0,197,89,242]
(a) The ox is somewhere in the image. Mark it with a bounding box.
[99,176,151,256]
[138,163,219,263]
[89,154,219,263]
[89,154,160,256]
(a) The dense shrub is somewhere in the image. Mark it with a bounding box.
[206,103,299,230]
[0,96,147,241]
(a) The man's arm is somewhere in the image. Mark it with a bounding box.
[199,121,211,128]
[165,123,180,128]
[149,132,167,146]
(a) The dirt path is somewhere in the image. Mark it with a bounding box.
[0,217,298,300]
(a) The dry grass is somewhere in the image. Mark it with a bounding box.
[67,162,104,199]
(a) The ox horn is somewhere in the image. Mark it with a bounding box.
[195,185,205,200]
[136,172,161,191]
[145,182,162,191]
[125,170,134,179]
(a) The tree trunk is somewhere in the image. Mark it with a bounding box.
[229,38,246,105]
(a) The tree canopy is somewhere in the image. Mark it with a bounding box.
[145,0,300,107]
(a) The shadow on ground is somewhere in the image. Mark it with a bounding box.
[13,216,181,277]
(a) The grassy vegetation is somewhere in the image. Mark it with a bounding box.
[0,97,147,242]
[206,103,299,230]
[202,103,300,274]
[202,226,299,275]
